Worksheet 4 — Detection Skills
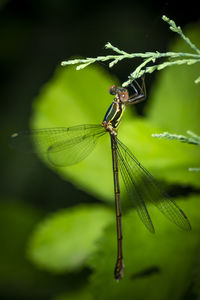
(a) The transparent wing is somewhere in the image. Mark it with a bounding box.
[116,138,191,232]
[117,139,155,233]
[10,124,106,166]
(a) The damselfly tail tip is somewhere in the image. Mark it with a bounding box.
[114,259,124,281]
[115,272,124,282]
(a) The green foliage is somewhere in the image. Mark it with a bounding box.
[31,65,122,202]
[89,195,200,300]
[147,22,200,134]
[118,119,200,187]
[0,199,61,298]
[152,131,200,172]
[28,204,113,272]
[54,287,93,300]
[145,22,200,186]
[61,16,200,87]
[152,130,200,146]
[0,199,42,287]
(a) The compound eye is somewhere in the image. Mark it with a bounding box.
[119,90,129,103]
[109,85,117,95]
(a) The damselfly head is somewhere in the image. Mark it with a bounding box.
[109,85,129,103]
[109,85,117,95]
[119,89,129,103]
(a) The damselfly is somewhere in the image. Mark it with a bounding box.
[10,76,191,280]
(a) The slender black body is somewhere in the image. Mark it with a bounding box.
[110,134,123,279]
[102,77,147,279]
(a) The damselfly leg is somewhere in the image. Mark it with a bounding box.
[128,75,146,105]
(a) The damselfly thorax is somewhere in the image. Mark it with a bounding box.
[102,86,128,135]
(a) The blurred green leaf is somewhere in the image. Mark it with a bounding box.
[147,22,200,133]
[143,22,200,186]
[88,194,200,300]
[31,65,123,202]
[0,198,59,298]
[192,255,200,300]
[119,119,200,187]
[54,287,93,300]
[123,21,200,188]
[0,198,96,298]
[28,204,113,272]
[0,199,42,285]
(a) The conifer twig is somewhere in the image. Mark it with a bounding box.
[61,16,200,86]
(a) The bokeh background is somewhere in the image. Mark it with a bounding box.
[1,1,200,300]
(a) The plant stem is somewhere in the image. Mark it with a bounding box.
[61,16,200,86]
[152,132,200,146]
